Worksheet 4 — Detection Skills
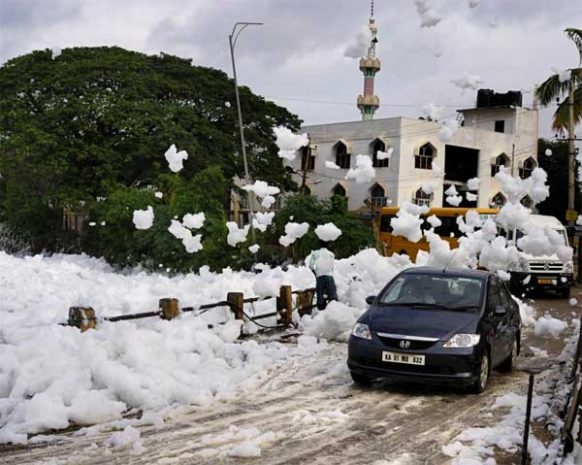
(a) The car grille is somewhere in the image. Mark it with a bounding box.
[376,335,436,351]
[528,262,563,272]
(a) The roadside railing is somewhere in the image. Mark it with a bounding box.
[65,285,317,335]
[559,316,582,456]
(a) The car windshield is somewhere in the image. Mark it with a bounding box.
[378,274,483,310]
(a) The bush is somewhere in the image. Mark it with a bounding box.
[259,194,374,264]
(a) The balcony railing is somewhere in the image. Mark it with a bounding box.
[370,197,389,208]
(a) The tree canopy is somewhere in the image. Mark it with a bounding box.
[535,28,582,132]
[0,46,301,256]
[259,194,375,264]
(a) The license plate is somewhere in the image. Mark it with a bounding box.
[538,278,556,285]
[382,351,425,366]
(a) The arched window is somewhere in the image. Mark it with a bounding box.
[490,192,506,208]
[491,153,509,177]
[519,157,536,179]
[332,184,347,197]
[370,183,387,208]
[415,143,434,170]
[371,138,389,168]
[414,187,431,207]
[520,195,534,208]
[334,141,351,169]
[300,146,315,171]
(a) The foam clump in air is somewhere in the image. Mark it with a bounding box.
[226,222,250,247]
[279,222,309,247]
[164,144,189,173]
[390,202,428,243]
[315,223,342,242]
[133,206,154,230]
[273,126,309,161]
[345,155,376,183]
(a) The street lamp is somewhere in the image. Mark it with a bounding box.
[229,21,262,242]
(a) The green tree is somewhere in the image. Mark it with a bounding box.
[0,46,300,254]
[81,165,230,272]
[535,28,582,132]
[259,194,374,264]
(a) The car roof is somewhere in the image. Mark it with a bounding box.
[400,266,491,281]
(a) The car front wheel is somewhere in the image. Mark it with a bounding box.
[469,352,490,394]
[350,371,373,387]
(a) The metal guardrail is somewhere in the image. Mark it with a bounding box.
[66,286,317,336]
[560,316,582,456]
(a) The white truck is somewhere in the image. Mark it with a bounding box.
[507,214,573,298]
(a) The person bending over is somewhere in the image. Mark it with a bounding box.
[308,242,338,310]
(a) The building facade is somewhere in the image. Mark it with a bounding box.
[289,95,539,212]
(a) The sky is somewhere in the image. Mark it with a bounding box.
[1,0,582,138]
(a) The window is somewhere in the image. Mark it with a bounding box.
[414,187,432,207]
[519,157,536,179]
[378,274,483,308]
[487,280,503,313]
[498,283,511,307]
[332,184,347,197]
[491,153,509,177]
[300,146,315,171]
[490,192,506,208]
[334,141,351,169]
[370,183,388,208]
[415,143,434,170]
[371,138,389,168]
[494,120,505,133]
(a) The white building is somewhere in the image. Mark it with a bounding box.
[288,95,539,212]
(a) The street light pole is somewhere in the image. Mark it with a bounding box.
[229,21,262,242]
[568,77,576,229]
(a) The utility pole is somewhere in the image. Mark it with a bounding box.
[300,147,309,194]
[568,77,576,230]
[229,22,262,242]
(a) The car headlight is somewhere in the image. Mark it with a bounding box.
[352,323,372,340]
[565,261,574,274]
[443,334,480,348]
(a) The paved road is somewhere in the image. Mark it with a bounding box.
[2,292,579,465]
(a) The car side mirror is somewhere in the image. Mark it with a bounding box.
[494,305,507,316]
[366,295,376,305]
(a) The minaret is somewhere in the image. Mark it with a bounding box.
[357,0,381,120]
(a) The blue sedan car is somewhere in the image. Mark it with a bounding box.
[347,267,521,393]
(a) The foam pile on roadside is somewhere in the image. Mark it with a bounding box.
[0,248,401,444]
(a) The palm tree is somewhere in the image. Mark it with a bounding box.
[535,28,582,133]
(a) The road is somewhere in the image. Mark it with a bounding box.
[2,292,579,465]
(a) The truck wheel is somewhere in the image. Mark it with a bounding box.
[560,287,571,299]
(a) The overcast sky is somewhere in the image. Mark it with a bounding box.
[1,0,582,138]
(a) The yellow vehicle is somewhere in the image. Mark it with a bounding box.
[378,207,499,261]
